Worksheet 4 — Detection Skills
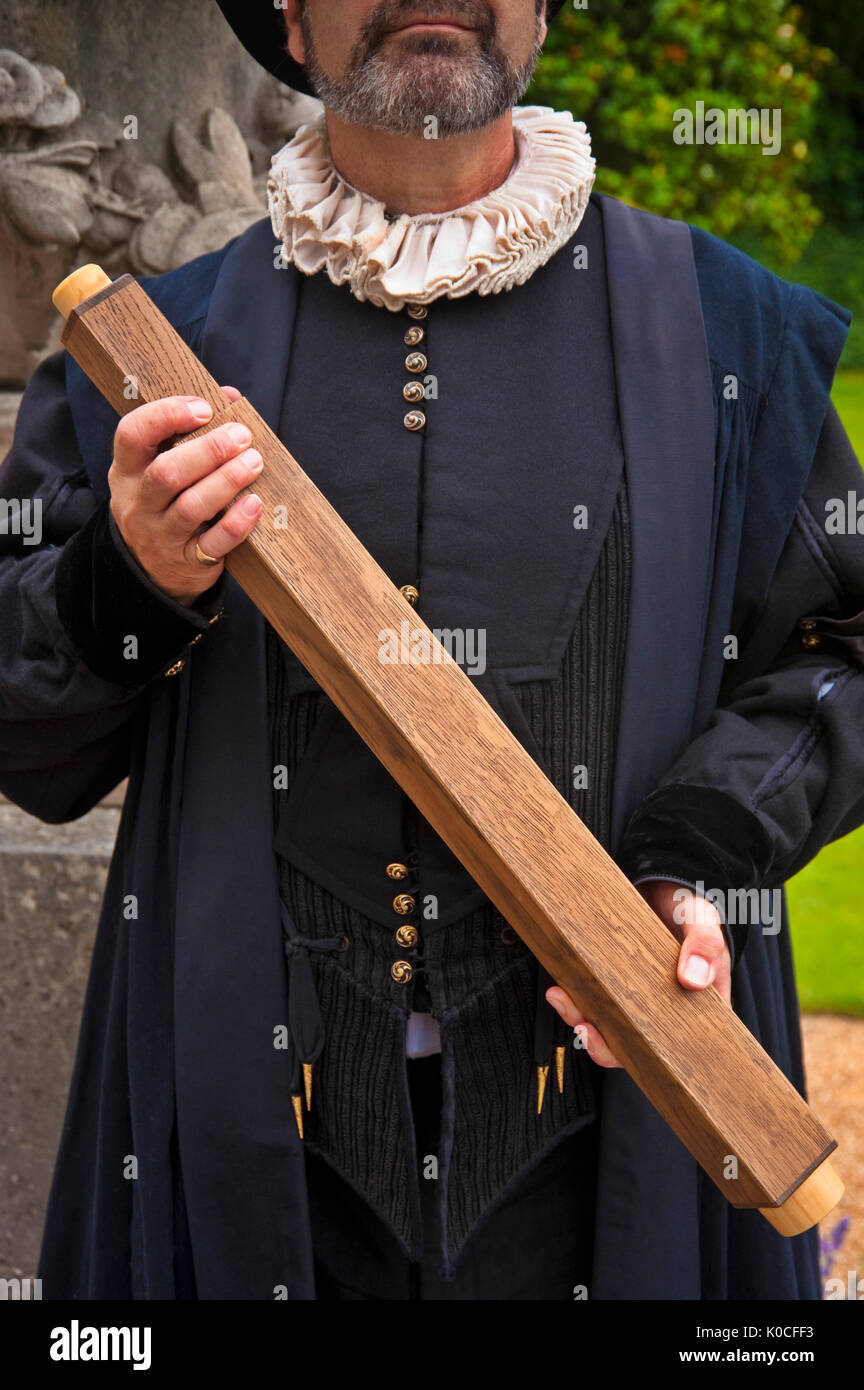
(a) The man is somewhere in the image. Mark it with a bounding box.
[1,0,862,1300]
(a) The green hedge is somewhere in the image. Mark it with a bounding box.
[529,0,862,361]
[530,0,829,263]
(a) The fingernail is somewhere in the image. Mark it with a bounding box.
[242,493,262,516]
[189,399,212,421]
[227,423,251,447]
[683,955,712,987]
[238,448,262,471]
[545,990,564,1017]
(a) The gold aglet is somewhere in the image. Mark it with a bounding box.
[292,1094,305,1140]
[536,1064,550,1115]
[303,1062,314,1111]
[555,1045,566,1094]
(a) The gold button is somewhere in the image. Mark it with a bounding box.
[208,611,223,625]
[404,326,425,346]
[404,410,426,432]
[405,352,427,374]
[396,924,419,948]
[387,862,409,880]
[393,893,415,915]
[391,959,414,983]
[403,380,425,403]
[407,304,428,320]
[798,618,817,631]
[801,632,822,649]
[189,632,203,646]
[164,659,185,677]
[400,584,419,606]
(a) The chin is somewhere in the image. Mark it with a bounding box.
[325,40,520,139]
[381,53,490,99]
[384,42,480,77]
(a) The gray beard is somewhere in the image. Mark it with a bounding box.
[299,26,543,137]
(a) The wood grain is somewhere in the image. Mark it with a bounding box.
[57,271,841,1227]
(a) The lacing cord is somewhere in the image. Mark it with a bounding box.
[280,899,348,1077]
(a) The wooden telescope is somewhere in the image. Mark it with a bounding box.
[52,263,844,1238]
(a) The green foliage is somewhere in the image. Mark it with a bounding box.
[796,1,864,225]
[832,372,864,445]
[788,823,864,1017]
[530,0,829,262]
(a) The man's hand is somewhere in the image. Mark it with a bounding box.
[108,387,263,607]
[546,880,732,1069]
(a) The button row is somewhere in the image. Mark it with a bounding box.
[403,303,429,432]
[164,609,224,677]
[386,854,421,984]
[798,616,822,650]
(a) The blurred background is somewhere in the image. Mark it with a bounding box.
[0,0,861,1293]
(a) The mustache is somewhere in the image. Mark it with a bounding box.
[355,0,497,57]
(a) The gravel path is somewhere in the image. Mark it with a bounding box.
[801,1014,864,1292]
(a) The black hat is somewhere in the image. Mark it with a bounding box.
[215,2,568,96]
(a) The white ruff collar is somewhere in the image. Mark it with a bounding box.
[266,105,595,311]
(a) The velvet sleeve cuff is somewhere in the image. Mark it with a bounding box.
[55,499,226,688]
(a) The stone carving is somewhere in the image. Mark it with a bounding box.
[0,47,320,383]
[0,49,90,247]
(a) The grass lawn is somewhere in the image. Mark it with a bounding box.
[832,373,864,454]
[786,371,864,1016]
[788,830,864,1017]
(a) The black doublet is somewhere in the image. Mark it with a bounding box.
[267,488,631,1262]
[264,203,631,1265]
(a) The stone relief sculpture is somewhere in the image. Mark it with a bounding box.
[0,48,320,382]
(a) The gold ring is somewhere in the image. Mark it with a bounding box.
[194,541,220,567]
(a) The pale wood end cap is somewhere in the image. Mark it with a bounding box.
[52,264,111,320]
[759,1158,844,1237]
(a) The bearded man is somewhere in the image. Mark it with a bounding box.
[1,0,862,1301]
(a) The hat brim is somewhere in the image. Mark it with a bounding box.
[216,1,314,94]
[216,1,568,96]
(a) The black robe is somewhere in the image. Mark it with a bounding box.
[1,193,862,1299]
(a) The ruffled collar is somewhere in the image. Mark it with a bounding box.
[266,105,595,312]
